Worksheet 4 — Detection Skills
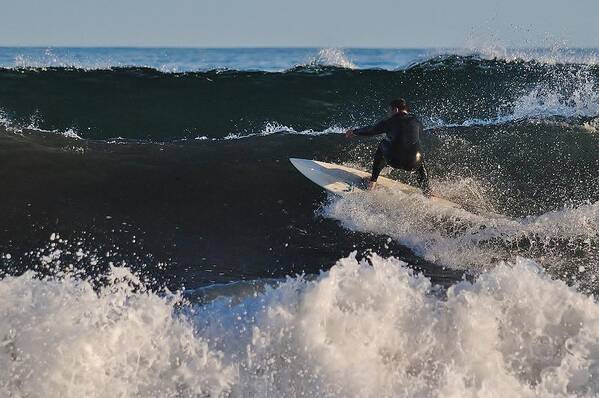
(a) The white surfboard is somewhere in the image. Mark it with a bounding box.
[289,158,461,209]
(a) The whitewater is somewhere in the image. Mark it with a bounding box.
[2,253,599,397]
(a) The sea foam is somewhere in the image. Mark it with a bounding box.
[2,254,599,397]
[323,189,599,288]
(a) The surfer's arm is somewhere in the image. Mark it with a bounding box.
[352,118,390,137]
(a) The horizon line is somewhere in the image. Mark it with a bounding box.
[1,45,599,50]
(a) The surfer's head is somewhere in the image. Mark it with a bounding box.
[388,98,409,115]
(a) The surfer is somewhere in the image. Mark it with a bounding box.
[345,98,431,196]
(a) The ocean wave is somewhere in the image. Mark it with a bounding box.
[5,52,599,75]
[428,66,599,129]
[5,47,599,73]
[465,45,599,66]
[1,56,597,141]
[6,47,357,72]
[323,188,599,287]
[504,67,599,119]
[11,47,184,73]
[2,253,599,397]
[0,266,233,397]
[306,48,357,69]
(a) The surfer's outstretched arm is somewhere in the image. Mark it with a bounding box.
[350,118,391,137]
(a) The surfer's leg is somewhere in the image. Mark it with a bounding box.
[370,142,388,181]
[416,161,432,197]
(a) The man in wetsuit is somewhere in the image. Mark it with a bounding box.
[345,98,431,196]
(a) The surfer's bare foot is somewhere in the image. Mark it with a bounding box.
[362,177,376,190]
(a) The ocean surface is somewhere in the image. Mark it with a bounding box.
[1,47,599,397]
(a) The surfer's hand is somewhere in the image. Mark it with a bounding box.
[345,129,356,138]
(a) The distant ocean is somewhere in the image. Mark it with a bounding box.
[1,47,599,397]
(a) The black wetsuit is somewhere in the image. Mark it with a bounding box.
[354,112,431,195]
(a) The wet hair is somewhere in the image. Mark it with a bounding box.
[389,98,408,111]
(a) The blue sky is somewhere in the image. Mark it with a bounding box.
[1,0,598,48]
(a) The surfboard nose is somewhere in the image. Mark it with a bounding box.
[289,157,310,168]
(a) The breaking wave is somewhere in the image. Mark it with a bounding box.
[2,253,599,397]
[1,55,598,141]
